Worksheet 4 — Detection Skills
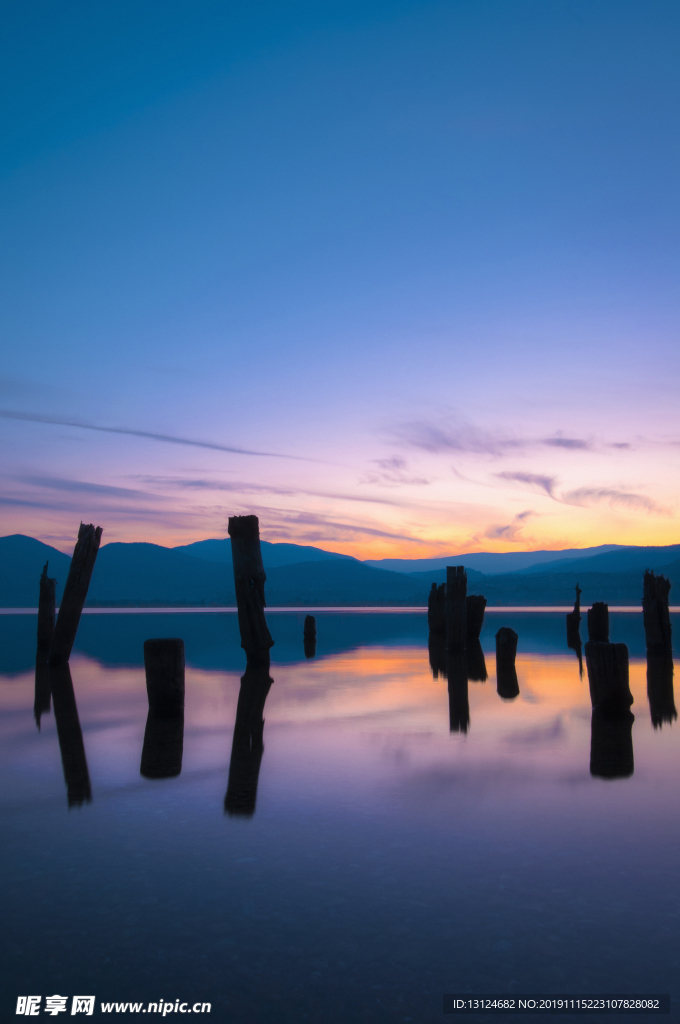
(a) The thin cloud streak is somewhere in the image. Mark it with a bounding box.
[0,410,312,461]
[391,417,594,457]
[495,472,557,497]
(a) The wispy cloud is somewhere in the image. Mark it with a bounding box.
[495,471,557,497]
[561,487,668,515]
[20,476,156,500]
[390,417,594,457]
[479,510,535,542]
[0,410,311,461]
[361,456,430,487]
[222,503,427,545]
[541,436,591,450]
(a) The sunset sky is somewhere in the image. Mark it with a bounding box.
[2,0,679,558]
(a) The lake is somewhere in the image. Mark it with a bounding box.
[1,610,678,1022]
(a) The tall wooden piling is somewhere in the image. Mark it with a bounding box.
[49,523,102,666]
[428,583,446,635]
[228,515,274,661]
[446,566,467,650]
[585,641,633,714]
[37,562,56,660]
[642,571,672,655]
[143,638,185,713]
[465,594,486,644]
[587,602,609,643]
[566,584,582,643]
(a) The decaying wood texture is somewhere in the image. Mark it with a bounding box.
[49,523,102,665]
[446,566,467,650]
[228,515,274,660]
[465,594,486,643]
[143,638,185,713]
[587,601,609,643]
[37,561,56,659]
[427,583,446,635]
[585,641,633,713]
[642,570,672,655]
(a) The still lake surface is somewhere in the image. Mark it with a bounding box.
[1,610,678,1022]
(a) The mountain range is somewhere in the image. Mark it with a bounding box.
[1,534,678,608]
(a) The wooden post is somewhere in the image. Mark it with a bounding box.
[646,652,677,729]
[303,614,316,659]
[427,583,446,635]
[587,602,609,643]
[143,639,185,713]
[585,641,633,713]
[49,523,102,665]
[37,562,56,660]
[465,594,486,643]
[566,583,582,644]
[224,657,273,817]
[447,648,469,733]
[590,708,634,779]
[228,515,274,660]
[140,711,184,779]
[446,566,467,650]
[642,571,672,655]
[496,627,519,699]
[50,664,92,807]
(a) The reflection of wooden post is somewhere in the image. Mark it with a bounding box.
[466,640,488,682]
[465,595,486,643]
[447,648,469,733]
[303,615,317,659]
[496,627,519,699]
[647,652,677,729]
[49,523,102,665]
[225,658,273,817]
[228,516,273,660]
[50,664,92,807]
[140,711,184,778]
[585,642,633,713]
[587,602,609,643]
[37,562,56,660]
[428,583,446,635]
[590,708,634,779]
[642,571,672,655]
[428,633,447,680]
[446,566,466,650]
[144,639,185,713]
[34,661,51,729]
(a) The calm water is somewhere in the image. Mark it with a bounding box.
[1,611,678,1022]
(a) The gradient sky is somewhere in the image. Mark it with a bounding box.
[2,0,679,557]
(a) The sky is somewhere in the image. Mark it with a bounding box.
[1,0,679,558]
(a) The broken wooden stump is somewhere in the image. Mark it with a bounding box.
[446,566,467,650]
[587,602,609,643]
[642,570,672,656]
[37,561,56,660]
[590,708,634,779]
[427,582,446,635]
[224,657,273,817]
[646,652,677,730]
[49,523,102,665]
[303,614,317,659]
[585,641,633,714]
[140,710,184,779]
[465,594,486,644]
[50,664,92,807]
[496,626,519,699]
[447,648,469,733]
[143,638,185,713]
[228,515,274,661]
[466,640,488,683]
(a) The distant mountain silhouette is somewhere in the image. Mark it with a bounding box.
[0,535,72,605]
[174,538,354,568]
[514,545,680,576]
[365,545,622,575]
[264,559,429,606]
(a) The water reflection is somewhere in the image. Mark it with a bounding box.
[466,640,488,682]
[49,664,92,807]
[428,633,447,680]
[447,649,469,734]
[224,658,273,817]
[496,663,520,701]
[647,653,677,729]
[33,660,51,729]
[140,711,184,779]
[590,709,635,779]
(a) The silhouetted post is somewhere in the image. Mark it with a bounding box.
[49,523,102,665]
[496,626,519,699]
[37,562,56,660]
[50,664,92,807]
[446,566,466,649]
[587,602,609,643]
[585,642,633,713]
[225,658,273,817]
[140,711,184,778]
[566,583,582,642]
[428,583,446,635]
[144,639,185,713]
[466,594,486,643]
[34,661,51,729]
[447,648,469,733]
[590,708,634,779]
[466,640,488,682]
[642,571,672,655]
[646,652,677,729]
[228,515,274,661]
[303,614,317,659]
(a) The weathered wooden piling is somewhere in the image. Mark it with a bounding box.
[646,652,677,729]
[428,583,446,635]
[37,562,56,660]
[143,638,185,713]
[587,602,609,643]
[465,594,486,644]
[228,515,274,661]
[590,708,634,779]
[585,641,633,714]
[466,640,488,682]
[496,626,519,699]
[447,649,469,733]
[642,570,672,655]
[225,658,273,817]
[140,711,184,779]
[446,566,467,649]
[50,664,92,806]
[49,523,102,665]
[566,584,582,643]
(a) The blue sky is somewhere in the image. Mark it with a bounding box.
[2,0,679,556]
